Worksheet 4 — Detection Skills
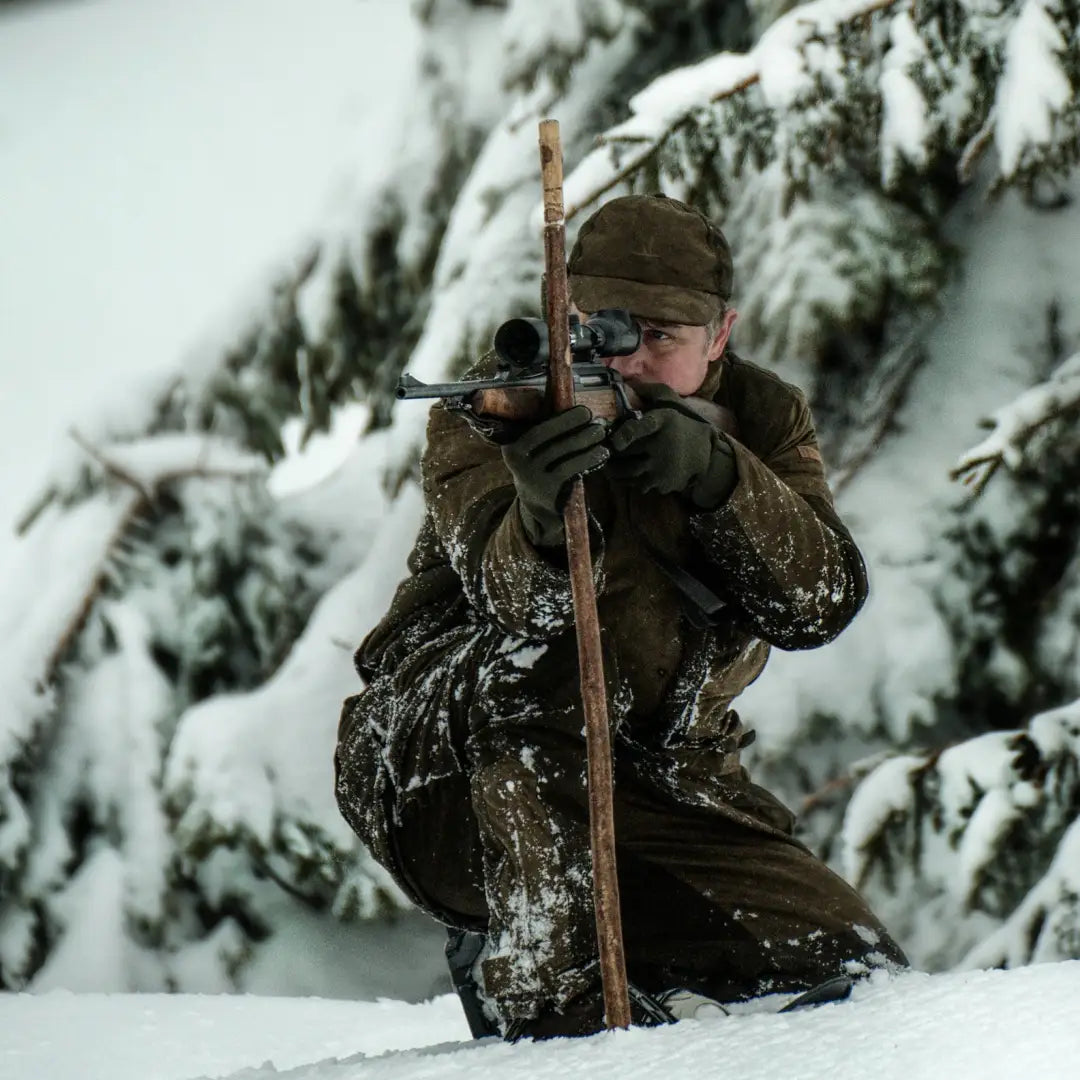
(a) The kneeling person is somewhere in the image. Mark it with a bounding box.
[335,194,908,1039]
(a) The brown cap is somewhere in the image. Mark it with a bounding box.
[567,194,733,325]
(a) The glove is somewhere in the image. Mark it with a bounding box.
[607,383,736,509]
[502,404,610,547]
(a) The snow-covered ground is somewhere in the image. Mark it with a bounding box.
[0,0,415,565]
[3,963,1080,1080]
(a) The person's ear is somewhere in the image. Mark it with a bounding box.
[707,308,738,363]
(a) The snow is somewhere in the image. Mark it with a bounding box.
[0,991,468,1080]
[28,849,133,994]
[564,0,902,218]
[0,488,142,754]
[5,0,1080,1053]
[3,963,1080,1080]
[995,0,1072,177]
[966,821,1080,969]
[612,52,759,141]
[165,482,426,864]
[879,12,931,185]
[840,754,922,885]
[952,351,1080,485]
[0,0,418,566]
[0,0,451,1002]
[753,0,892,110]
[101,436,266,491]
[740,173,1080,762]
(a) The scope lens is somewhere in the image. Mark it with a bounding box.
[494,318,548,370]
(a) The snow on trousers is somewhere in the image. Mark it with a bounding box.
[335,634,907,1024]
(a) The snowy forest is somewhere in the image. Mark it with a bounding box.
[2,0,1080,999]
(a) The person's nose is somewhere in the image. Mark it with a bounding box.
[606,347,646,380]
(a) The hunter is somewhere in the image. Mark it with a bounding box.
[335,193,908,1040]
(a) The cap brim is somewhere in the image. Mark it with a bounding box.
[569,274,722,325]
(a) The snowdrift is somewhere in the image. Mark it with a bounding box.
[3,963,1079,1080]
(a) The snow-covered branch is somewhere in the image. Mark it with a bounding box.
[995,0,1073,180]
[841,702,1080,968]
[962,818,1080,968]
[951,352,1080,494]
[35,434,267,685]
[564,0,902,219]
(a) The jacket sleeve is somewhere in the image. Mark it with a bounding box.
[421,402,603,641]
[689,387,867,650]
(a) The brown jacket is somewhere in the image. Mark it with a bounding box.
[340,350,872,936]
[403,352,866,762]
[336,358,896,1005]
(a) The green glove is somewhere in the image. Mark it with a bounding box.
[502,404,610,547]
[607,383,736,509]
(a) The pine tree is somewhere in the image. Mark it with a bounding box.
[6,0,1080,990]
[0,263,414,991]
[387,0,1080,972]
[0,0,762,993]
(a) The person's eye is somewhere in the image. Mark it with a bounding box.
[644,327,671,343]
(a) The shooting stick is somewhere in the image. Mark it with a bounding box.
[538,119,631,1030]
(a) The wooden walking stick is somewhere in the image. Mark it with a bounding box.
[537,118,631,1031]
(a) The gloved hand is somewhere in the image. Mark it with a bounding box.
[607,383,736,509]
[502,404,610,547]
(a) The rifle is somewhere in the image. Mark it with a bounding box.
[396,310,644,432]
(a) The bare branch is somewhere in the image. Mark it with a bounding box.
[958,107,997,184]
[14,486,60,538]
[800,749,896,816]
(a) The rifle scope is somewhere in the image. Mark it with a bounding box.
[493,309,641,375]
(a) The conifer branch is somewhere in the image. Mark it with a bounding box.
[69,428,156,503]
[14,486,59,538]
[565,0,903,221]
[958,107,997,185]
[832,338,928,494]
[38,438,266,688]
[40,489,144,687]
[565,144,665,222]
[800,750,897,816]
[252,851,326,911]
[951,355,1080,494]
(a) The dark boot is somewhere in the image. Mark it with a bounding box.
[445,928,499,1039]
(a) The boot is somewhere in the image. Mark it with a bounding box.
[445,928,500,1039]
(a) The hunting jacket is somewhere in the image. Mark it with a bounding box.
[359,352,866,793]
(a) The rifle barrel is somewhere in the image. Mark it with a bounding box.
[396,374,546,400]
[396,371,614,401]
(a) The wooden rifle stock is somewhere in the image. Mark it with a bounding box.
[471,385,635,423]
[538,119,631,1031]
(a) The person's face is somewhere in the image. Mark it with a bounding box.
[588,308,738,395]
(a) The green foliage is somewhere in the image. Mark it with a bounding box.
[564,0,1079,378]
[941,419,1080,733]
